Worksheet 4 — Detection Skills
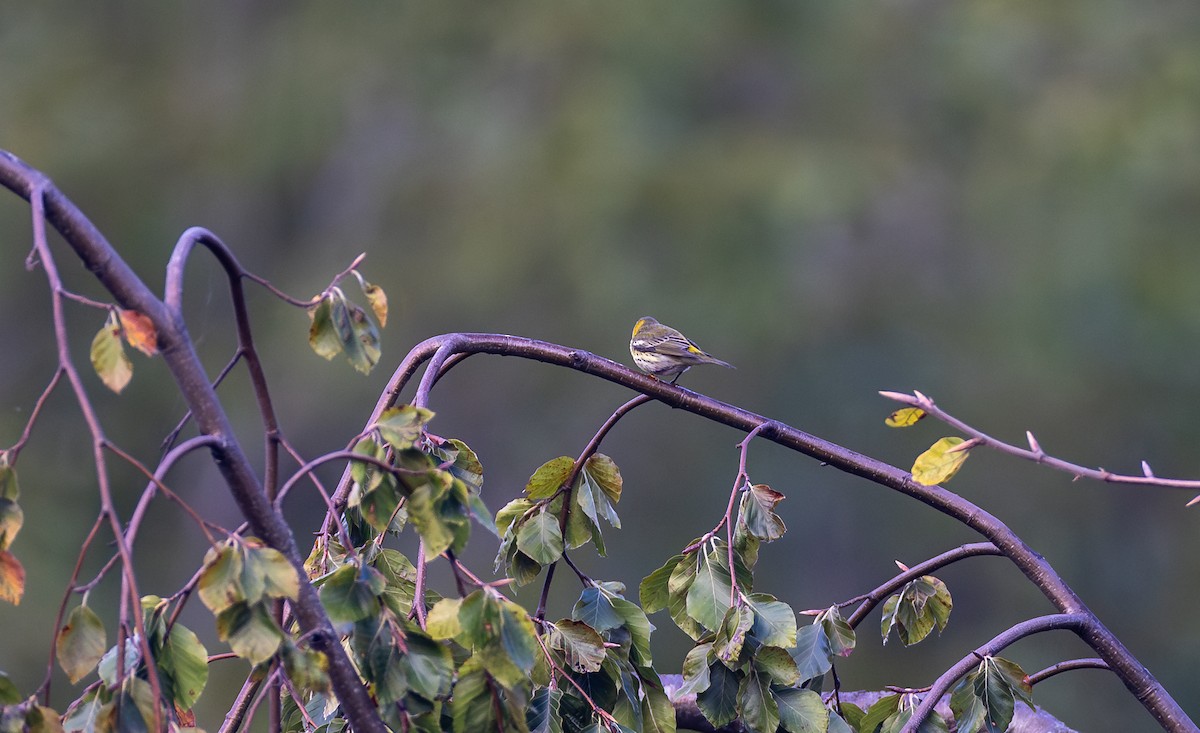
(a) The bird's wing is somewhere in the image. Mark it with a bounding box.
[635,332,706,358]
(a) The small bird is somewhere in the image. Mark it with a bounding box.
[629,316,734,383]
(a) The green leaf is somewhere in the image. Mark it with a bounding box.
[497,599,539,675]
[859,694,901,733]
[197,543,244,614]
[350,304,381,373]
[774,688,828,733]
[583,454,622,506]
[319,563,385,624]
[950,656,1031,733]
[640,554,683,615]
[992,656,1034,706]
[738,669,780,733]
[696,662,740,729]
[686,552,733,632]
[247,544,300,601]
[495,498,534,538]
[746,593,797,648]
[97,636,140,688]
[0,464,18,501]
[606,591,654,667]
[641,680,677,733]
[576,466,620,530]
[350,437,387,491]
[317,291,378,375]
[307,297,343,360]
[510,550,543,586]
[911,437,970,486]
[882,576,952,647]
[516,510,564,565]
[156,622,208,710]
[407,479,454,561]
[527,686,564,733]
[0,499,22,552]
[372,548,417,617]
[713,605,754,667]
[667,551,705,641]
[24,705,66,733]
[91,318,132,393]
[402,630,454,700]
[215,602,283,665]
[548,620,606,673]
[451,657,496,733]
[818,606,856,657]
[57,605,106,684]
[572,586,624,633]
[754,646,800,687]
[0,671,20,705]
[827,709,856,733]
[525,456,575,500]
[374,405,435,451]
[789,623,832,684]
[426,597,463,640]
[676,642,713,696]
[563,493,598,552]
[740,484,786,541]
[355,477,403,535]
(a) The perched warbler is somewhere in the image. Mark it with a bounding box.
[629,316,734,383]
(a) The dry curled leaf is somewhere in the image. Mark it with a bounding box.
[118,310,158,356]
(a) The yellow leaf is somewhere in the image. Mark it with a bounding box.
[363,283,388,328]
[90,321,132,393]
[0,550,25,604]
[911,437,970,485]
[118,310,158,356]
[885,407,926,428]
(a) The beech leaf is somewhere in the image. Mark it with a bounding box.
[911,437,970,485]
[118,310,158,356]
[90,320,132,393]
[57,605,106,683]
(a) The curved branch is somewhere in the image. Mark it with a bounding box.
[903,613,1089,733]
[836,542,1003,629]
[1028,657,1109,685]
[0,150,388,733]
[881,390,1200,498]
[364,332,1195,733]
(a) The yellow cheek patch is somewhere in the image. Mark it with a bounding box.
[632,319,647,338]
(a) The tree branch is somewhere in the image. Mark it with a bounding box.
[364,332,1196,733]
[0,150,389,733]
[880,389,1200,501]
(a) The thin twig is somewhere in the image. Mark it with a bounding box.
[880,389,1200,502]
[903,613,1090,733]
[1028,657,1110,685]
[6,367,64,460]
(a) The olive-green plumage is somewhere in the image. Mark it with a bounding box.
[629,316,733,383]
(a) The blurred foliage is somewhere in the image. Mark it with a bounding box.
[2,2,1200,730]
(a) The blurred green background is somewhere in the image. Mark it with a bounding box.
[2,2,1200,730]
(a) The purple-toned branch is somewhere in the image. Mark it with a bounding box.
[0,150,388,733]
[358,332,1195,733]
[880,389,1200,501]
[903,613,1089,733]
[1028,657,1109,685]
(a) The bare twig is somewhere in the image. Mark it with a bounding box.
[5,367,64,461]
[880,389,1200,502]
[904,613,1090,733]
[1028,657,1109,685]
[2,152,388,733]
